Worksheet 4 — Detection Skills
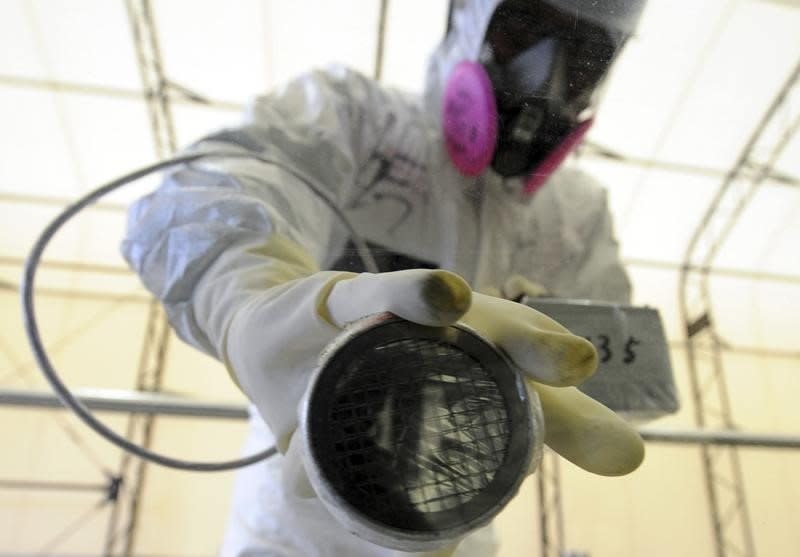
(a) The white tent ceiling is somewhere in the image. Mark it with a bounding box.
[1,0,797,295]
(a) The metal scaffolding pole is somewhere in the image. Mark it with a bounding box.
[537,450,565,557]
[0,479,108,493]
[678,58,800,557]
[103,2,178,555]
[104,302,171,556]
[0,388,249,420]
[374,0,389,81]
[6,387,800,449]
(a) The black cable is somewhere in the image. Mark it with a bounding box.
[21,151,377,471]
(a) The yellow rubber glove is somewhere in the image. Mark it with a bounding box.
[318,268,645,556]
[216,234,641,555]
[323,268,645,479]
[216,238,473,455]
[327,270,644,476]
[457,292,645,476]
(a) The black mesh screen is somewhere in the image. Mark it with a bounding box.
[308,326,526,534]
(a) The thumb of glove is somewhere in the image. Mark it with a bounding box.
[326,269,472,327]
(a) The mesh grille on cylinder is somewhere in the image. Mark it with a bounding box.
[307,320,532,536]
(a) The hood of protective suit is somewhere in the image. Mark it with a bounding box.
[423,0,647,123]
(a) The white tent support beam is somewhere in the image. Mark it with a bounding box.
[0,73,143,100]
[0,256,133,275]
[679,57,800,557]
[624,258,800,286]
[0,148,796,213]
[668,340,800,361]
[0,478,108,493]
[581,142,800,189]
[0,74,244,112]
[0,279,149,303]
[0,191,128,211]
[4,254,800,283]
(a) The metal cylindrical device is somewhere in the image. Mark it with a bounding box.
[301,313,543,551]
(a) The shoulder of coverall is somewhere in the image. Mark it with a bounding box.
[237,64,440,192]
[243,64,431,134]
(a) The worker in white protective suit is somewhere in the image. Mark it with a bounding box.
[122,0,648,555]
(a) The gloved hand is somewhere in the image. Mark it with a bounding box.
[322,271,644,479]
[215,234,645,471]
[213,235,474,456]
[457,291,645,477]
[211,233,643,552]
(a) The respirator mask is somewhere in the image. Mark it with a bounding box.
[443,0,624,193]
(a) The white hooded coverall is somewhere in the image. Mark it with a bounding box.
[122,1,633,555]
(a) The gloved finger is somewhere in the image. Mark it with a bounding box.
[531,382,645,476]
[461,293,597,386]
[282,432,316,499]
[326,269,472,328]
